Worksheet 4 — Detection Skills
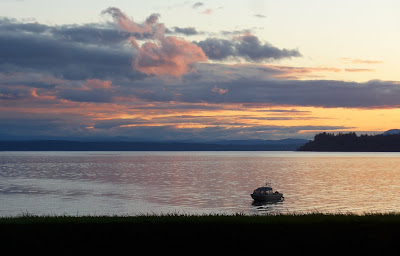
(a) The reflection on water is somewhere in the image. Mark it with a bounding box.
[250,200,285,214]
[2,151,400,216]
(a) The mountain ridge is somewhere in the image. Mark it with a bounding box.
[0,138,309,151]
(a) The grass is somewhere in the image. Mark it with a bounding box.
[2,212,400,254]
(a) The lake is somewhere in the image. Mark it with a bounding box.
[1,151,400,216]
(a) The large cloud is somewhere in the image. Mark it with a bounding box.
[102,7,207,77]
[132,36,207,77]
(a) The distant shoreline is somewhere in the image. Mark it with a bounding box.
[0,140,307,151]
[298,132,400,152]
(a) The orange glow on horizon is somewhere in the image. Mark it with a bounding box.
[2,92,400,137]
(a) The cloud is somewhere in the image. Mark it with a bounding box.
[195,33,301,62]
[132,36,207,77]
[85,79,112,89]
[103,7,207,77]
[0,10,302,80]
[0,17,147,46]
[56,79,113,103]
[0,85,37,100]
[101,7,163,37]
[211,85,228,95]
[167,26,200,36]
[0,111,92,140]
[0,9,208,80]
[345,68,375,72]
[267,65,341,79]
[202,9,213,15]
[254,14,267,18]
[340,58,384,64]
[126,63,400,109]
[2,9,399,141]
[193,2,204,9]
[0,19,140,81]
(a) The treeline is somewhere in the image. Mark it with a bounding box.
[297,132,400,151]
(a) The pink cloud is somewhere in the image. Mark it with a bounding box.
[102,7,162,36]
[212,85,228,95]
[134,36,206,77]
[202,9,213,15]
[103,7,206,77]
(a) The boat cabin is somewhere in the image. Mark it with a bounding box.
[253,186,274,195]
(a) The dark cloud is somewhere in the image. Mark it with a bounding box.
[0,112,91,139]
[56,88,112,103]
[166,26,200,35]
[220,29,253,36]
[124,64,400,108]
[0,27,140,81]
[193,2,204,9]
[254,14,267,18]
[0,17,48,33]
[0,17,135,46]
[0,85,35,100]
[195,38,235,60]
[195,33,301,62]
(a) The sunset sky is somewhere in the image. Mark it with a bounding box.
[1,0,400,141]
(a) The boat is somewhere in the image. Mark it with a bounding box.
[251,183,284,202]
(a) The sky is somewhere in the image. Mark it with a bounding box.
[1,0,400,141]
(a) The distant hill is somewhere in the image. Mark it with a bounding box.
[298,131,400,152]
[0,139,309,151]
[382,129,400,135]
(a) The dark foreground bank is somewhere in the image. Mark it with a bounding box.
[2,213,400,254]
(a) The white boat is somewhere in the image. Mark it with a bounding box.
[251,184,284,202]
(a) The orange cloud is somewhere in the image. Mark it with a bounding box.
[340,58,383,64]
[256,64,342,79]
[345,68,375,73]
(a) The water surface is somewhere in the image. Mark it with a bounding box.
[1,151,400,216]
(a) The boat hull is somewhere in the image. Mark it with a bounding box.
[251,193,283,202]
